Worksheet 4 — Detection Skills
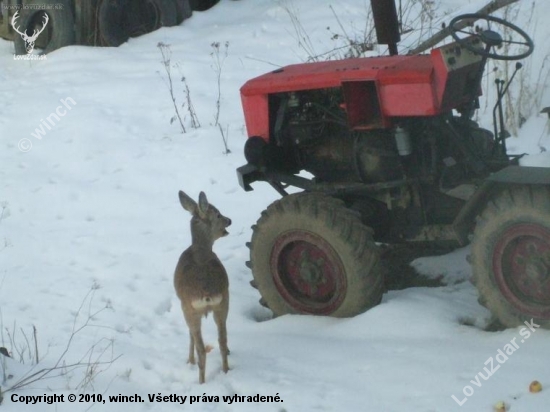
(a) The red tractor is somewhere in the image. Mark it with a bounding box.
[237,0,550,329]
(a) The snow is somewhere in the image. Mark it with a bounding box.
[0,0,549,411]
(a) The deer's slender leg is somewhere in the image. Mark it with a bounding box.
[189,325,206,384]
[187,333,195,365]
[213,293,229,373]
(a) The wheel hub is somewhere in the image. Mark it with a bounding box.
[479,30,503,47]
[521,246,550,283]
[298,249,328,294]
[270,230,346,314]
[493,223,550,318]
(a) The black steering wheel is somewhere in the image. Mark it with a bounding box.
[449,13,534,61]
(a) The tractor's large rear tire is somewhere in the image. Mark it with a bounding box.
[471,186,550,329]
[249,193,384,317]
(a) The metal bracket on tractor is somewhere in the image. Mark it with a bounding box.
[237,0,550,329]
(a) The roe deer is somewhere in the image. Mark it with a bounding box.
[174,190,231,384]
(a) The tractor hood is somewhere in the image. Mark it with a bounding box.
[240,55,433,96]
[240,38,484,141]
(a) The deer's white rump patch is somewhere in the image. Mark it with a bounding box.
[191,294,223,310]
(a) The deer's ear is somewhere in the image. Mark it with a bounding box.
[179,190,197,215]
[197,192,209,217]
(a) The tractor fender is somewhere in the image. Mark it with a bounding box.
[453,166,550,245]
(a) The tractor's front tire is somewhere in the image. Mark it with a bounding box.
[471,186,550,329]
[249,193,384,317]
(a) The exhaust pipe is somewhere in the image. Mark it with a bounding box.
[370,0,401,55]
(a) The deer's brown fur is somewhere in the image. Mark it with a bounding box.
[174,190,231,384]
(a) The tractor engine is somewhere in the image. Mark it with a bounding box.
[270,89,404,184]
[244,85,496,194]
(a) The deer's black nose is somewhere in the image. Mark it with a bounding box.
[226,218,232,226]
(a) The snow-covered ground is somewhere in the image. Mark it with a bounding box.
[0,0,549,411]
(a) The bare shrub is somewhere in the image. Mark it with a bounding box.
[218,124,231,155]
[158,42,187,134]
[210,41,229,127]
[0,284,119,402]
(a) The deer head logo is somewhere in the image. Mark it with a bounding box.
[11,11,49,54]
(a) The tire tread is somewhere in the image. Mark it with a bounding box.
[250,192,382,317]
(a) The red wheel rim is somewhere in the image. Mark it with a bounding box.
[270,230,346,315]
[493,223,550,319]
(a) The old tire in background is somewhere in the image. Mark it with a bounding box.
[98,0,177,47]
[148,0,179,27]
[175,0,193,23]
[189,0,219,12]
[471,186,550,329]
[249,193,384,317]
[13,0,75,55]
[75,0,99,46]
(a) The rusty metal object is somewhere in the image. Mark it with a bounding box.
[370,0,401,55]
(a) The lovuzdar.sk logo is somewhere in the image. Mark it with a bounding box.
[11,10,49,54]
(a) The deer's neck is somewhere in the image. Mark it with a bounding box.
[189,222,214,260]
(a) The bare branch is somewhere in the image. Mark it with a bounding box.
[408,0,520,55]
[1,286,118,396]
[158,42,187,134]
